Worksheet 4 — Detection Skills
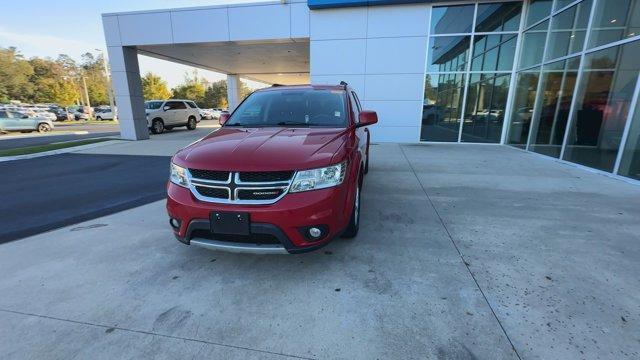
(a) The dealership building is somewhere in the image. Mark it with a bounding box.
[102,0,640,182]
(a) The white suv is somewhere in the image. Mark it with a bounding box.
[145,99,201,134]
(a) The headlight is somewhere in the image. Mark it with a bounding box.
[290,162,347,193]
[170,162,189,187]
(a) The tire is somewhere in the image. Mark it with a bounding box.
[341,175,362,239]
[96,116,102,121]
[151,118,165,134]
[37,123,51,133]
[186,116,197,130]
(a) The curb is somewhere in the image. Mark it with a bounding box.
[0,140,124,162]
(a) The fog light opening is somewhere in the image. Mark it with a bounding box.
[308,227,322,239]
[169,218,181,229]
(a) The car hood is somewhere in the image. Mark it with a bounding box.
[173,127,349,171]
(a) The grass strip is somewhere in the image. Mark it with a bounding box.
[0,138,115,157]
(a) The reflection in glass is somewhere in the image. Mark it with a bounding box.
[519,21,549,69]
[421,73,465,142]
[528,58,579,158]
[462,73,511,143]
[526,0,553,27]
[619,98,640,180]
[428,36,471,73]
[588,0,640,49]
[431,5,475,34]
[563,41,640,172]
[508,69,541,148]
[545,0,591,61]
[475,2,522,32]
[472,34,517,72]
[554,0,576,11]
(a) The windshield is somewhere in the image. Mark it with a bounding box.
[145,101,163,110]
[225,89,347,127]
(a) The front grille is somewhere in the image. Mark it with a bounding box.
[189,169,229,182]
[191,230,281,245]
[238,171,293,183]
[195,186,229,199]
[237,188,285,201]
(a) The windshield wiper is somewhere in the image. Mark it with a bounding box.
[276,121,309,126]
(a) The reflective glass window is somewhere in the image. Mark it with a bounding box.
[588,0,640,48]
[563,41,640,171]
[421,73,466,142]
[431,5,475,34]
[554,0,576,11]
[529,58,580,158]
[428,36,471,72]
[619,97,640,180]
[472,34,517,72]
[519,21,549,69]
[462,73,512,143]
[526,0,553,27]
[545,0,591,61]
[475,2,522,32]
[508,69,541,148]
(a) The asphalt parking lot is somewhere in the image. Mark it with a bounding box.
[0,141,638,359]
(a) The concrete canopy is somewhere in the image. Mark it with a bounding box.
[137,40,310,85]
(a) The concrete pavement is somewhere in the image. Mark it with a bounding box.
[0,141,638,359]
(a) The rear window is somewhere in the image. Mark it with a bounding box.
[145,101,163,110]
[226,89,347,127]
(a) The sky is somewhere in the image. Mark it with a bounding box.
[0,0,268,88]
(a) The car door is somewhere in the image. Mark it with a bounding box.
[0,110,15,130]
[11,112,37,130]
[162,101,180,125]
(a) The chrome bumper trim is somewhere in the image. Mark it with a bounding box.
[190,238,289,254]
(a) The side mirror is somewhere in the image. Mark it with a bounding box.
[219,112,231,125]
[357,110,378,127]
[163,105,171,111]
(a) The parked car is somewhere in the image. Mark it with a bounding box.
[52,108,73,121]
[0,110,54,133]
[166,83,378,254]
[199,108,214,120]
[32,110,56,122]
[210,108,223,119]
[95,107,115,120]
[145,99,200,134]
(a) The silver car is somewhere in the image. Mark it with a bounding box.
[0,110,54,133]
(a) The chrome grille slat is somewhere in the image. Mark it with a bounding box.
[187,169,294,205]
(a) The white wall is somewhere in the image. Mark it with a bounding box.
[309,4,430,143]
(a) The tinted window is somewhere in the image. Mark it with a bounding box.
[166,101,186,110]
[431,5,475,34]
[145,101,163,110]
[349,92,360,122]
[0,111,7,118]
[186,101,198,108]
[226,89,347,128]
[475,2,522,32]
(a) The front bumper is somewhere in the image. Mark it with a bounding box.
[167,182,354,254]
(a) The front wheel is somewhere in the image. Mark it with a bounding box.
[37,123,51,133]
[341,180,361,238]
[186,117,197,130]
[96,116,102,121]
[151,119,165,134]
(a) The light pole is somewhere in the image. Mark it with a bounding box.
[96,48,117,121]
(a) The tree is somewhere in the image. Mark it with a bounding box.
[142,72,171,100]
[171,71,206,105]
[80,52,109,106]
[201,79,253,108]
[0,47,34,102]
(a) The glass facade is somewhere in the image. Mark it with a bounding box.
[421,0,640,182]
[421,1,522,143]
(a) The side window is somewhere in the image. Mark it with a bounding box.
[352,91,362,111]
[165,101,186,110]
[186,101,198,109]
[0,111,7,118]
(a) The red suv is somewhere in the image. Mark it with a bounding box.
[166,83,377,254]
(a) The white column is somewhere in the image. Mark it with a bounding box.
[107,46,149,140]
[227,74,242,112]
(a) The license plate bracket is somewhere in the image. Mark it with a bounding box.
[210,211,250,236]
